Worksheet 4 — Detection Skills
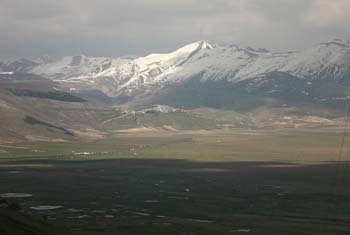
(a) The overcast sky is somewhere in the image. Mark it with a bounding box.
[0,0,349,59]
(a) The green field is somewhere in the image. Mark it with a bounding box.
[1,129,350,234]
[0,129,348,163]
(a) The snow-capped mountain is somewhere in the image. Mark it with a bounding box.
[1,39,350,110]
[63,39,350,89]
[31,55,133,81]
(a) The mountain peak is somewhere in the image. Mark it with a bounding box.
[197,40,214,50]
[174,40,213,53]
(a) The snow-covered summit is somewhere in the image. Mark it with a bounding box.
[1,39,349,96]
[30,55,132,80]
[82,40,216,90]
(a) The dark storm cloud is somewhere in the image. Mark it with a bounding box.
[0,0,349,59]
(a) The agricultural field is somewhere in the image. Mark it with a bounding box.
[1,129,350,234]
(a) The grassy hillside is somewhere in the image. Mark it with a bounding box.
[0,77,123,143]
[10,89,86,102]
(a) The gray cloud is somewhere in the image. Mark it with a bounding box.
[0,0,349,59]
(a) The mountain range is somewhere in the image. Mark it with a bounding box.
[1,39,350,142]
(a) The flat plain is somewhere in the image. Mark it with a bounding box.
[1,129,350,234]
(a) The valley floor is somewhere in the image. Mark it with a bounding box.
[1,129,350,234]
